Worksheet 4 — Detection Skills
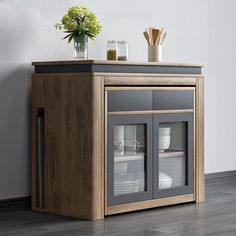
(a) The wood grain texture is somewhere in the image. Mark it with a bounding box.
[104,91,108,215]
[32,69,204,220]
[106,194,194,215]
[107,109,194,116]
[105,86,196,91]
[193,90,196,198]
[91,75,104,220]
[195,77,205,203]
[32,60,204,67]
[31,91,37,211]
[104,74,198,85]
[32,73,104,220]
[159,151,185,158]
[31,75,44,211]
[101,73,203,78]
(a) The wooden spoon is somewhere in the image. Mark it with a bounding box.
[151,28,160,45]
[148,27,154,45]
[160,30,167,45]
[143,31,150,44]
[155,28,163,45]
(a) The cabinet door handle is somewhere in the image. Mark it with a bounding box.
[36,108,45,209]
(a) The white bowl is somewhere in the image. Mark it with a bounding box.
[114,162,128,173]
[159,127,171,136]
[159,135,170,152]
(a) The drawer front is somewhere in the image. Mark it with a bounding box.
[107,91,153,112]
[107,89,194,112]
[153,90,194,110]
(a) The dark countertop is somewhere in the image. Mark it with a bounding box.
[32,60,203,74]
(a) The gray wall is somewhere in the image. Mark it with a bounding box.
[0,0,236,200]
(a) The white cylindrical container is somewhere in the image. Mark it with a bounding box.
[159,136,170,152]
[159,127,171,152]
[148,45,162,62]
[125,125,138,154]
[124,125,136,140]
[114,125,124,140]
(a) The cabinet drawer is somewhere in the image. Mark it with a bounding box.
[153,90,194,110]
[107,89,194,112]
[107,91,153,112]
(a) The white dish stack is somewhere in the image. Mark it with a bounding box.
[114,162,128,174]
[114,173,139,196]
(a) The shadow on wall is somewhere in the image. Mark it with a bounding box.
[0,64,32,199]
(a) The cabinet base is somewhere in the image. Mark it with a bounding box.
[106,194,195,215]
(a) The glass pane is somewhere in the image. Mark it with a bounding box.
[114,124,147,196]
[158,122,188,190]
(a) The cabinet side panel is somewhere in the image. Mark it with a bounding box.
[195,77,205,202]
[31,76,36,210]
[32,74,94,219]
[59,75,94,219]
[91,76,104,220]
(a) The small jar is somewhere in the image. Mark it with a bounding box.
[107,40,118,60]
[118,40,128,61]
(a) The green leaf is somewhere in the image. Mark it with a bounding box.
[68,34,74,43]
[63,33,72,40]
[87,33,95,40]
[64,31,74,34]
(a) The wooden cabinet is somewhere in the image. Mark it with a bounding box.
[31,60,204,220]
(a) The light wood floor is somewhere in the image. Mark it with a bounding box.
[0,179,236,236]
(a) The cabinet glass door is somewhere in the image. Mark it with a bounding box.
[107,115,152,206]
[154,113,193,198]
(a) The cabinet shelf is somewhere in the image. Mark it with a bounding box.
[114,153,145,162]
[159,149,185,158]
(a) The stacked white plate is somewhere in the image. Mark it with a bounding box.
[114,173,139,196]
[135,171,145,192]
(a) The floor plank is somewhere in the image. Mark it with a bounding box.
[0,179,236,236]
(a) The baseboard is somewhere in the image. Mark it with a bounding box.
[205,170,236,184]
[0,197,31,213]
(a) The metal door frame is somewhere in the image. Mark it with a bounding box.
[107,115,153,206]
[153,113,194,198]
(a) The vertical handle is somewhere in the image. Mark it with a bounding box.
[36,108,45,208]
